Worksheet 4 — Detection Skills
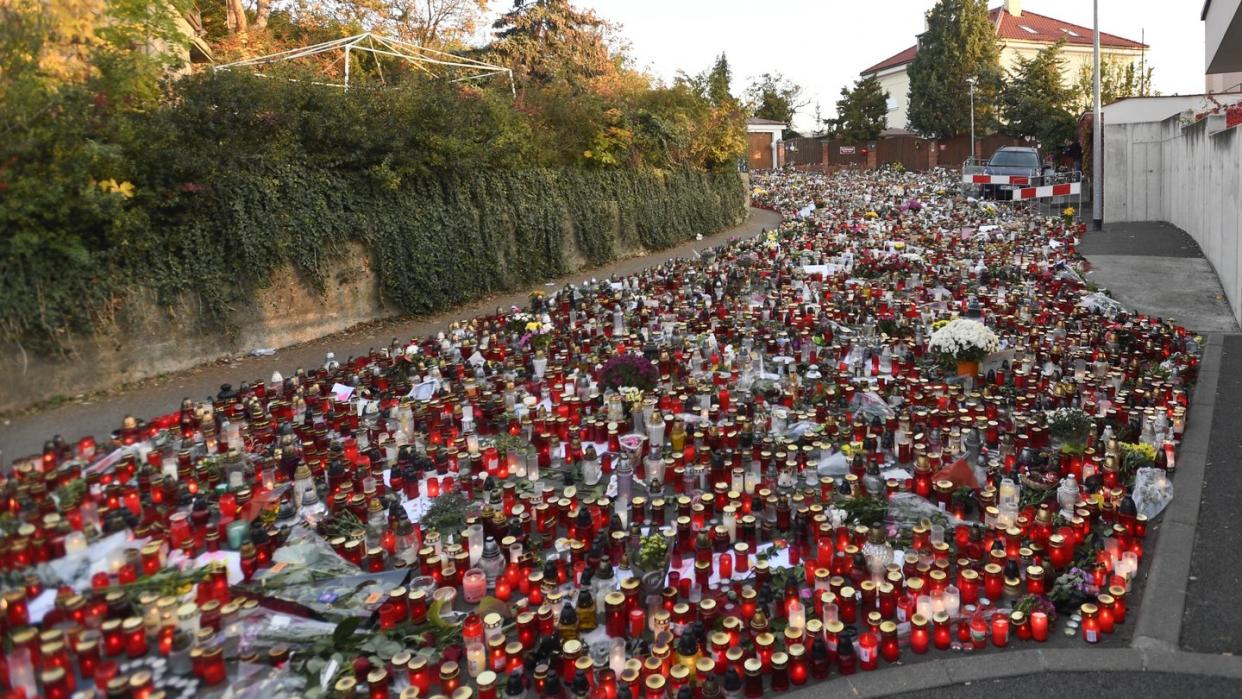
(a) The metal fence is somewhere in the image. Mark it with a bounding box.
[960,158,1086,222]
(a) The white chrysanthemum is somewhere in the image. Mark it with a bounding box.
[928,318,999,360]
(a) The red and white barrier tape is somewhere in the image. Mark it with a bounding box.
[962,174,1032,185]
[1011,182,1081,200]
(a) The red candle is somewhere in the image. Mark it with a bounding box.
[718,552,733,580]
[1082,604,1101,643]
[910,615,930,654]
[982,564,1003,601]
[857,631,878,671]
[990,615,1009,647]
[933,612,952,649]
[123,617,147,658]
[219,492,238,520]
[201,646,227,686]
[879,621,900,662]
[629,608,646,638]
[1030,611,1049,641]
[789,645,808,686]
[1097,594,1116,634]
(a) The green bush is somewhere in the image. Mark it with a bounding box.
[0,72,745,352]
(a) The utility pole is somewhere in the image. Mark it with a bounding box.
[1092,0,1103,230]
[967,76,978,162]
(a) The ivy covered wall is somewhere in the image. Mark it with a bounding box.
[0,165,745,411]
[0,73,747,359]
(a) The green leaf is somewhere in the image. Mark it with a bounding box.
[333,616,362,646]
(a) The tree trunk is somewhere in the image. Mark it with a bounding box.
[226,0,248,33]
[254,0,270,30]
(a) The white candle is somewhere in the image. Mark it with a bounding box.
[916,595,933,622]
[63,531,87,555]
[465,641,486,677]
[787,599,806,631]
[943,585,961,618]
[610,639,627,675]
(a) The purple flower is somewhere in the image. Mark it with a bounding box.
[599,353,659,391]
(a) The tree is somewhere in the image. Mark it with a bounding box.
[1001,41,1075,148]
[489,0,617,89]
[833,75,888,142]
[225,0,247,33]
[254,0,272,31]
[907,0,1002,138]
[1073,58,1154,111]
[705,53,733,107]
[745,72,804,137]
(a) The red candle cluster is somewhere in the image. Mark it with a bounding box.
[0,168,1186,697]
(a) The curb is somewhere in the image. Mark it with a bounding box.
[1131,332,1223,647]
[782,648,1242,699]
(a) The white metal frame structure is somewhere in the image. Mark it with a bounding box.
[213,32,515,96]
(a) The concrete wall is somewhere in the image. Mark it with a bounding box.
[0,241,395,414]
[1105,114,1242,321]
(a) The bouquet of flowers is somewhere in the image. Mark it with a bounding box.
[599,354,659,391]
[1049,407,1092,447]
[927,318,999,362]
[1062,206,1076,226]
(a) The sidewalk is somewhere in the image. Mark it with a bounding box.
[0,208,782,460]
[1078,221,1239,333]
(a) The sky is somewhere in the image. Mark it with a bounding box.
[567,0,1208,133]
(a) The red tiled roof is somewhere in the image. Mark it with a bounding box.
[994,7,1146,49]
[861,45,919,76]
[861,5,1147,76]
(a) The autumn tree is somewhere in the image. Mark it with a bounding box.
[833,75,888,142]
[745,72,804,137]
[906,0,1002,138]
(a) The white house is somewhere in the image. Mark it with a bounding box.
[861,0,1146,131]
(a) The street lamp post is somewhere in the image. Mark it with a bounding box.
[1092,0,1103,230]
[966,77,978,162]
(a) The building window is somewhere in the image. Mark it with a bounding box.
[1019,24,1038,34]
[886,97,897,112]
[1061,28,1080,37]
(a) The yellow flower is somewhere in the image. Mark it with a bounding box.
[525,321,540,332]
[864,210,878,219]
[98,179,135,198]
[1063,207,1075,216]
